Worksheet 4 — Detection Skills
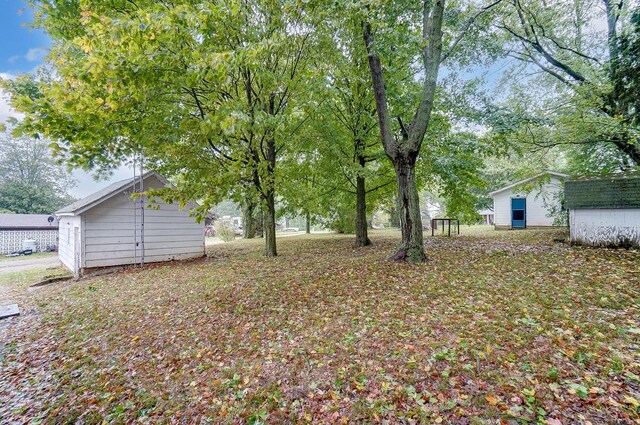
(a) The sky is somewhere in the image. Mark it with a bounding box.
[0,0,132,199]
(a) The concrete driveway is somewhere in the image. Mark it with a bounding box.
[0,256,60,275]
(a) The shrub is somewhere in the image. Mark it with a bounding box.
[214,222,236,242]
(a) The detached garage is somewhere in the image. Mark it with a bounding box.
[56,171,204,276]
[565,174,640,247]
[489,171,568,229]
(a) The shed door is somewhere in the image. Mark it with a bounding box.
[511,198,526,229]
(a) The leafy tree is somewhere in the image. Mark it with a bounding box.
[4,0,324,257]
[495,0,640,170]
[361,0,503,263]
[0,131,75,214]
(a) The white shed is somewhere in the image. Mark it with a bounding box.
[565,174,640,247]
[56,171,204,276]
[489,172,568,229]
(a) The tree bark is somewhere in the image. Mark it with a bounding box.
[263,189,277,257]
[354,163,371,247]
[390,160,425,262]
[256,207,264,238]
[241,199,256,239]
[305,211,311,234]
[262,127,277,257]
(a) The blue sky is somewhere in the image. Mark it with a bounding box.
[0,0,132,199]
[0,0,49,75]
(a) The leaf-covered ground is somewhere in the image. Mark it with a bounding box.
[1,228,639,424]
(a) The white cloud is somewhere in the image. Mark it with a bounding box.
[25,47,47,62]
[0,73,23,126]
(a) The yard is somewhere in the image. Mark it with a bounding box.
[0,229,638,424]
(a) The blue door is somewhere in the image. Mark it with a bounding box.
[511,198,526,229]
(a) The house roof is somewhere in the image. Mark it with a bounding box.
[0,213,59,230]
[488,171,569,197]
[56,170,173,216]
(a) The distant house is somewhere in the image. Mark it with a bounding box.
[56,171,205,277]
[478,209,494,225]
[489,172,568,229]
[565,174,640,247]
[0,213,59,255]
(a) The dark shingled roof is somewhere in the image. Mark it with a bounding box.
[565,174,640,209]
[0,213,59,230]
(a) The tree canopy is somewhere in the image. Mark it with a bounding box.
[4,0,634,261]
[0,131,75,214]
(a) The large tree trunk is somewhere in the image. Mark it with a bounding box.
[256,207,264,238]
[354,168,371,247]
[362,0,444,263]
[391,159,425,262]
[262,129,277,257]
[241,199,256,239]
[263,189,277,257]
[305,211,311,234]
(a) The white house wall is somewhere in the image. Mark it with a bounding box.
[81,175,204,270]
[493,177,564,227]
[0,229,58,255]
[58,215,82,274]
[570,208,640,247]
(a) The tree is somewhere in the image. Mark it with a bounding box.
[5,0,322,257]
[361,0,502,262]
[496,0,640,170]
[0,131,75,214]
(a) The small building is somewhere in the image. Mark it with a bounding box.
[56,171,204,276]
[0,213,59,254]
[489,171,568,229]
[565,174,640,247]
[478,209,494,225]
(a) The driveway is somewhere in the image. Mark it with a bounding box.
[0,256,60,275]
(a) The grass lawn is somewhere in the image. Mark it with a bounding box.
[0,251,57,263]
[0,228,638,423]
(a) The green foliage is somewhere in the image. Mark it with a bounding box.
[0,131,75,214]
[214,222,236,243]
[5,0,331,256]
[492,0,640,173]
[615,7,640,127]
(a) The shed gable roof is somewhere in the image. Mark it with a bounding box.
[56,171,172,216]
[488,171,569,197]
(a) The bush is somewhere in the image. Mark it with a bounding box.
[214,222,236,242]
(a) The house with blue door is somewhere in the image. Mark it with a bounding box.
[489,172,568,229]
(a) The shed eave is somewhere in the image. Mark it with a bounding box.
[488,171,569,197]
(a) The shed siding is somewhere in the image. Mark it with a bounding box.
[80,175,204,270]
[493,177,563,227]
[58,216,81,273]
[570,208,640,247]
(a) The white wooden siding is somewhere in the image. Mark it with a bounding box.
[492,177,563,227]
[80,174,204,270]
[570,208,640,247]
[57,216,81,274]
